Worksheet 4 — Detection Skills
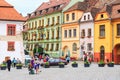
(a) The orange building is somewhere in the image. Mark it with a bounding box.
[111,1,120,64]
[61,2,87,59]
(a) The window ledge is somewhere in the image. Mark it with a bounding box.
[99,36,105,39]
[116,36,120,38]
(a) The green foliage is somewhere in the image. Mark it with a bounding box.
[72,61,78,64]
[16,63,22,67]
[0,61,7,67]
[98,60,104,64]
[59,62,64,65]
[45,62,49,65]
[84,60,89,64]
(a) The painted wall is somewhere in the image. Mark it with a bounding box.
[0,21,24,63]
[94,12,112,62]
[80,12,94,59]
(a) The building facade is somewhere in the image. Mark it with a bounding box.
[0,0,25,63]
[79,8,99,60]
[61,2,87,59]
[24,0,70,58]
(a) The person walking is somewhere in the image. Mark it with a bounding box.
[12,58,17,67]
[6,58,12,71]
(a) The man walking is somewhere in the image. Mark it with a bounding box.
[7,58,12,71]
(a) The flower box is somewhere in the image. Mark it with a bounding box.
[16,64,22,69]
[72,62,78,68]
[44,62,50,68]
[107,62,114,67]
[59,62,65,68]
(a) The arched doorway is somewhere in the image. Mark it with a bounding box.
[63,46,70,57]
[100,46,105,61]
[113,44,120,64]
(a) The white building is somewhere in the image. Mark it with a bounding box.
[0,0,25,63]
[79,8,99,59]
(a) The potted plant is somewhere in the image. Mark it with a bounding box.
[44,62,50,68]
[98,60,105,67]
[72,61,78,67]
[107,61,114,67]
[0,61,7,70]
[59,62,65,68]
[16,63,22,69]
[84,60,90,67]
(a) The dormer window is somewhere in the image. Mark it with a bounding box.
[101,14,103,18]
[34,12,37,16]
[88,15,90,20]
[117,9,120,13]
[39,10,42,14]
[84,15,86,20]
[46,8,49,13]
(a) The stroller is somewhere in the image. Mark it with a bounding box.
[28,63,34,74]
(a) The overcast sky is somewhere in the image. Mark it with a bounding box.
[6,0,49,16]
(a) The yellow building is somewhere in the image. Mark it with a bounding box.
[61,2,87,59]
[94,5,113,62]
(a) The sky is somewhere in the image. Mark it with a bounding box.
[6,0,49,16]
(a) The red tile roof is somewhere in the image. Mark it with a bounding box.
[35,0,70,11]
[28,0,70,19]
[0,0,25,21]
[65,2,88,12]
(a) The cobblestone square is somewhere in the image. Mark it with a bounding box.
[0,61,120,80]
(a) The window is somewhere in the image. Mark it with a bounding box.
[73,29,76,37]
[101,14,103,18]
[69,30,72,37]
[88,28,91,37]
[81,29,85,37]
[56,44,59,51]
[46,44,49,51]
[88,15,90,20]
[66,14,69,21]
[84,15,86,20]
[35,21,37,28]
[73,43,77,51]
[57,16,60,24]
[7,24,16,36]
[47,31,49,39]
[51,44,54,51]
[46,8,49,13]
[8,42,15,51]
[39,10,42,14]
[52,17,54,25]
[56,27,59,38]
[52,30,54,39]
[42,19,44,26]
[32,22,34,28]
[72,13,75,20]
[87,43,92,51]
[117,9,120,13]
[99,25,105,37]
[64,30,67,38]
[39,20,41,27]
[47,18,50,26]
[117,24,120,36]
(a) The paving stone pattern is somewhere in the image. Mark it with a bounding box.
[0,61,120,80]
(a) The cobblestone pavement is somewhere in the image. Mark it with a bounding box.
[0,61,120,80]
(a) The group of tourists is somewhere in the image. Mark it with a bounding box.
[28,55,50,74]
[5,57,21,71]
